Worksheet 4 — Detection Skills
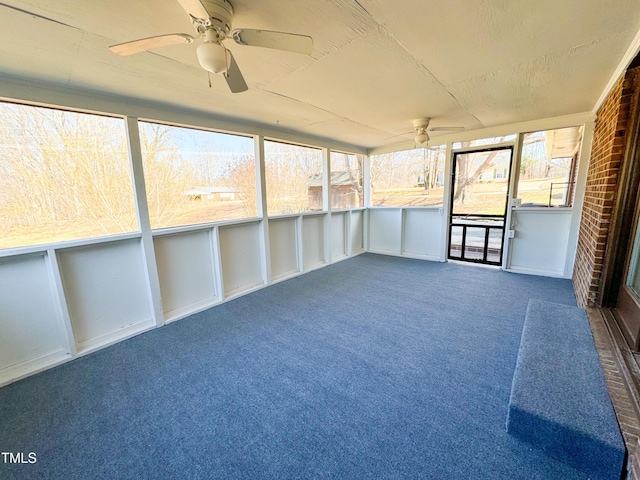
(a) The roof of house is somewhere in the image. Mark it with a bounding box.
[308,171,360,187]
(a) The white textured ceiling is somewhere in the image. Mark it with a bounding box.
[0,0,639,149]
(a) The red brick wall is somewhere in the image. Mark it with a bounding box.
[573,69,638,307]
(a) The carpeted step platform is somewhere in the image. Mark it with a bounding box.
[506,299,625,479]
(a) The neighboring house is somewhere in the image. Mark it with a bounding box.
[183,186,238,201]
[308,171,361,210]
[478,167,509,181]
[415,172,445,188]
[477,151,512,182]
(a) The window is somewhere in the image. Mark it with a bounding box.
[517,126,583,207]
[329,152,364,209]
[139,122,256,229]
[264,141,323,216]
[0,102,137,249]
[370,146,446,207]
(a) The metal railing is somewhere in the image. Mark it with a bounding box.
[548,181,575,207]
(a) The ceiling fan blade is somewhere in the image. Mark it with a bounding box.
[224,50,248,93]
[175,0,210,19]
[429,126,465,132]
[231,29,313,55]
[109,34,195,56]
[384,131,414,140]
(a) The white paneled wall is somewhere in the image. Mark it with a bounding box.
[402,209,443,261]
[369,208,402,254]
[331,212,347,260]
[350,210,365,254]
[506,208,573,277]
[219,222,265,298]
[368,207,444,261]
[0,253,69,382]
[154,230,219,322]
[269,217,300,281]
[302,215,326,271]
[57,239,154,352]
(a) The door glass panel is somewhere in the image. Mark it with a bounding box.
[627,222,640,299]
[487,228,503,263]
[464,227,485,261]
[449,226,463,258]
[452,149,512,215]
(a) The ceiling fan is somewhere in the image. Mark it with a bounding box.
[412,118,464,144]
[385,118,464,144]
[108,0,313,93]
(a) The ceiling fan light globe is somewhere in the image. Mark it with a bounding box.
[197,42,227,74]
[415,133,428,144]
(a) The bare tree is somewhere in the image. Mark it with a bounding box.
[138,123,196,228]
[227,157,258,217]
[264,142,322,214]
[0,106,136,237]
[0,105,201,248]
[453,138,508,204]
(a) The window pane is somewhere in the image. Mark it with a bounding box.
[627,221,640,299]
[487,228,503,263]
[452,135,516,149]
[330,152,364,209]
[264,141,323,216]
[452,149,512,215]
[517,126,582,207]
[371,146,446,207]
[139,122,256,229]
[0,103,137,249]
[449,226,463,258]
[464,227,486,261]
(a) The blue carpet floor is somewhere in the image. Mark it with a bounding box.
[507,300,624,479]
[0,254,612,479]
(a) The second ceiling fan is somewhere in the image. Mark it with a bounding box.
[109,0,313,93]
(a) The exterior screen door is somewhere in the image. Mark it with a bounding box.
[448,146,513,266]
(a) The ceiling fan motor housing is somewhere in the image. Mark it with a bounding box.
[413,117,430,144]
[412,117,430,129]
[193,0,233,37]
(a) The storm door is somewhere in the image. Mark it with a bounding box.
[448,146,514,266]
